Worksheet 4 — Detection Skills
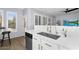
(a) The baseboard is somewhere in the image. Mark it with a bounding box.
[11,36,25,39]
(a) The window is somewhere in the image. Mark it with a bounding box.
[7,11,17,32]
[0,10,3,32]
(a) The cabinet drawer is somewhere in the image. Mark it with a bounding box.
[41,40,58,50]
[60,46,69,50]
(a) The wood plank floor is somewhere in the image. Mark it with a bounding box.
[0,36,26,50]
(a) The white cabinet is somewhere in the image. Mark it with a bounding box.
[33,36,58,50]
[32,36,69,50]
[34,15,47,25]
[34,14,55,26]
[60,47,67,50]
[41,40,58,50]
[35,15,39,25]
[34,15,41,25]
[47,18,52,25]
[59,46,69,50]
[32,37,41,50]
[42,16,47,25]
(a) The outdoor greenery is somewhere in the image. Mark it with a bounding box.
[0,15,2,27]
[8,17,16,29]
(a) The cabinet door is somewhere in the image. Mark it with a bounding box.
[51,19,56,25]
[47,18,52,25]
[32,38,40,50]
[42,16,47,25]
[60,46,69,50]
[35,15,39,25]
[41,41,58,50]
[38,16,41,25]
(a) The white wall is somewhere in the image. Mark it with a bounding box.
[23,8,54,30]
[0,8,25,38]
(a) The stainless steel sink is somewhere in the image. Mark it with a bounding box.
[37,32,60,40]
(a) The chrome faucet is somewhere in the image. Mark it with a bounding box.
[54,26,58,34]
[62,28,67,37]
[47,25,51,33]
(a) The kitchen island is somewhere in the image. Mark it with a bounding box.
[26,26,79,50]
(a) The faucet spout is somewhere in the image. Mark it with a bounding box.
[47,25,51,33]
[62,28,67,37]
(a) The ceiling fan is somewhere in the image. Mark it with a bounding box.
[63,8,79,13]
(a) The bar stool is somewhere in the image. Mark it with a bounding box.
[1,31,11,47]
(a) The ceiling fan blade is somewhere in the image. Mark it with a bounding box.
[68,8,79,12]
[60,8,79,13]
[65,8,79,12]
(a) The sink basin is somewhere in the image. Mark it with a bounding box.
[37,32,60,40]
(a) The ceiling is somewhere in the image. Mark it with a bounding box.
[33,8,79,16]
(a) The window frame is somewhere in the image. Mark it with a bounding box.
[6,11,17,32]
[0,10,4,32]
[0,10,4,27]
